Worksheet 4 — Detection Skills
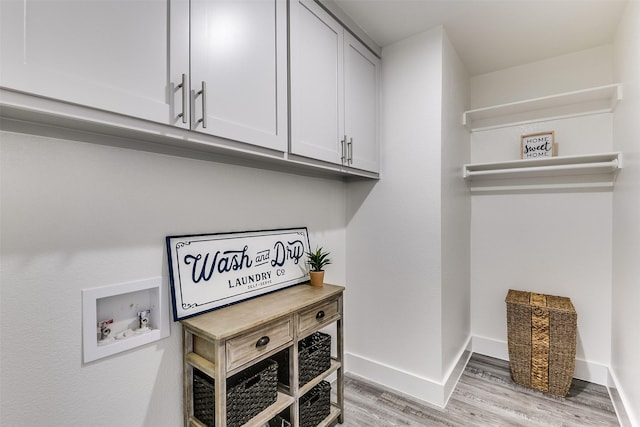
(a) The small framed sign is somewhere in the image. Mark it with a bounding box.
[521,131,556,159]
[166,227,311,320]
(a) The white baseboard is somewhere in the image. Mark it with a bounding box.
[471,335,609,385]
[608,367,637,427]
[471,335,636,427]
[345,335,634,427]
[344,337,472,408]
[345,352,447,407]
[443,337,473,406]
[470,334,509,360]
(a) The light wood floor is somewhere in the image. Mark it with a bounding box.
[340,353,619,426]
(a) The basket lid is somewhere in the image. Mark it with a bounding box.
[505,289,530,305]
[506,289,576,313]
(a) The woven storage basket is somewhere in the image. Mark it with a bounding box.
[193,358,278,427]
[275,332,331,386]
[299,381,331,427]
[268,414,292,427]
[506,289,577,397]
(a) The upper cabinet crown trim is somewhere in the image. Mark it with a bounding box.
[463,84,623,132]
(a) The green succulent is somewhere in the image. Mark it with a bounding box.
[306,247,332,272]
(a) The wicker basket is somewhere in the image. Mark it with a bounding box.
[193,359,278,427]
[275,332,331,386]
[299,381,331,427]
[268,414,292,427]
[506,289,577,397]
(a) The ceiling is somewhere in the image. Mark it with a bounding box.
[332,0,629,76]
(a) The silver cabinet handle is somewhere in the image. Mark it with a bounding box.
[177,73,187,124]
[197,81,207,129]
[348,137,353,164]
[341,135,347,164]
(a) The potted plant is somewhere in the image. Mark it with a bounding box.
[306,247,331,287]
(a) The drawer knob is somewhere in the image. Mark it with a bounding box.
[316,310,325,320]
[255,336,270,348]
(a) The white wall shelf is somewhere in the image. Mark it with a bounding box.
[462,84,623,132]
[463,152,622,192]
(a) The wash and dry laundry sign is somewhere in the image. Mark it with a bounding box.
[166,227,310,320]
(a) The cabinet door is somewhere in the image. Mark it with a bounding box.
[171,0,191,130]
[344,33,380,173]
[190,0,287,152]
[289,0,345,165]
[0,0,181,125]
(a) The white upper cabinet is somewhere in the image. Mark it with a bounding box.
[290,0,345,165]
[0,0,287,151]
[0,0,377,177]
[344,32,380,173]
[189,0,288,151]
[290,0,380,173]
[0,0,180,126]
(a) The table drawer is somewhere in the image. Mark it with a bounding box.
[226,318,293,371]
[298,297,340,334]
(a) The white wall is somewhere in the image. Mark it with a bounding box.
[345,27,443,403]
[470,44,615,108]
[612,0,640,424]
[440,32,471,387]
[469,47,616,385]
[345,26,471,407]
[0,128,347,426]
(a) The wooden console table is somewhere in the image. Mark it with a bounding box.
[181,283,345,426]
